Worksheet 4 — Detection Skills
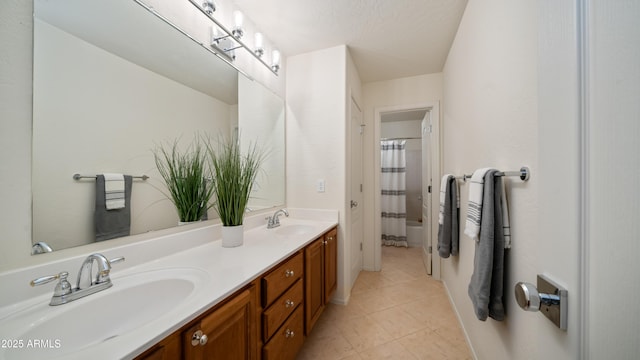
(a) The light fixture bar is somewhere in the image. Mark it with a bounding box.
[132,0,255,80]
[187,0,279,75]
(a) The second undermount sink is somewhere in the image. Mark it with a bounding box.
[0,267,210,360]
[275,224,315,237]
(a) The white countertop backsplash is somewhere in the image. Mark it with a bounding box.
[0,208,338,360]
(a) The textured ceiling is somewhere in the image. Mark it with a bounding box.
[233,0,468,83]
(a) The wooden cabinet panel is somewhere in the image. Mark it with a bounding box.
[135,332,181,360]
[262,279,303,342]
[324,228,338,303]
[262,306,304,360]
[304,236,324,335]
[304,227,338,335]
[183,286,257,360]
[262,252,303,307]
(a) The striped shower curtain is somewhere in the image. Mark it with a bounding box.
[381,140,408,247]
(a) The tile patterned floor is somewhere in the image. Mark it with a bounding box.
[297,246,473,359]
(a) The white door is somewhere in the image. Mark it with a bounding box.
[349,98,364,286]
[538,1,639,358]
[421,113,432,275]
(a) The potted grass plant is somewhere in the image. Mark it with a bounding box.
[208,134,264,247]
[153,136,214,224]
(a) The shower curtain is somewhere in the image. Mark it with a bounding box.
[381,140,408,247]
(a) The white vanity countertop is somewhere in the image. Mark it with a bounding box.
[0,209,338,360]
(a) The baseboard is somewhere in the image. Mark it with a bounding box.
[441,280,478,360]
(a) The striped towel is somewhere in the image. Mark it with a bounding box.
[464,168,492,241]
[439,174,454,225]
[103,173,125,210]
[501,179,511,249]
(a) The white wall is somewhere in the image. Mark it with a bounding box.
[362,74,443,270]
[238,75,285,210]
[441,0,539,359]
[0,0,33,271]
[285,45,350,302]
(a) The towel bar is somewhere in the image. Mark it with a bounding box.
[496,166,530,181]
[73,174,149,181]
[456,166,530,182]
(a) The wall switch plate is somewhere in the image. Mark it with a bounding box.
[317,179,325,193]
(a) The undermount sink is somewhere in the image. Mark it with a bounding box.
[275,224,315,237]
[0,267,209,360]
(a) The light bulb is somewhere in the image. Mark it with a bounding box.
[271,50,281,73]
[202,0,216,14]
[254,32,264,57]
[232,11,244,38]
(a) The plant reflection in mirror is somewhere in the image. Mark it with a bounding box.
[153,135,215,223]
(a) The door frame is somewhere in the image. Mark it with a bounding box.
[347,95,364,290]
[371,102,441,279]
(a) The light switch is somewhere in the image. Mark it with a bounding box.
[317,179,325,193]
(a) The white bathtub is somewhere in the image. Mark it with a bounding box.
[406,220,423,248]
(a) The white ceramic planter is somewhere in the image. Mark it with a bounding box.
[221,225,244,247]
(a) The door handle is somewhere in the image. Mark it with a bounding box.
[514,274,567,330]
[350,200,358,208]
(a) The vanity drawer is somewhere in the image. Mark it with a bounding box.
[262,251,303,307]
[262,306,304,360]
[263,279,303,342]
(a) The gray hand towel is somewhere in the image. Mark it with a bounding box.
[468,170,506,321]
[438,175,459,258]
[95,174,132,241]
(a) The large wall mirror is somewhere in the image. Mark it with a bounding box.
[32,0,285,254]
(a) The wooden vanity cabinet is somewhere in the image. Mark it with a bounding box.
[135,333,181,360]
[135,282,258,360]
[305,227,337,334]
[260,251,305,360]
[183,284,259,360]
[136,226,338,360]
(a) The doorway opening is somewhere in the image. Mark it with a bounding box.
[372,103,441,279]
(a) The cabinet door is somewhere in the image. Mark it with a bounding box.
[135,333,181,360]
[324,229,338,303]
[183,287,257,360]
[304,237,324,335]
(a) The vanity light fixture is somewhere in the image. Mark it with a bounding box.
[188,0,280,76]
[254,32,264,58]
[202,0,216,14]
[271,49,281,73]
[232,10,244,39]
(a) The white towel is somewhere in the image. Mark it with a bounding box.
[464,168,492,241]
[439,174,454,225]
[103,173,125,210]
[501,180,511,249]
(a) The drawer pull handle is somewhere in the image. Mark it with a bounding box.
[285,269,295,278]
[328,236,334,241]
[285,299,295,308]
[285,328,295,338]
[191,330,208,346]
[323,240,328,245]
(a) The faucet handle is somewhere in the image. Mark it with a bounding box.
[109,256,125,265]
[95,256,124,283]
[31,271,72,297]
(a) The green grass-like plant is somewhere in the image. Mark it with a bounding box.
[153,136,214,223]
[208,134,264,226]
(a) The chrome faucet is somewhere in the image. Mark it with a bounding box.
[30,253,124,306]
[77,253,112,290]
[266,208,289,229]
